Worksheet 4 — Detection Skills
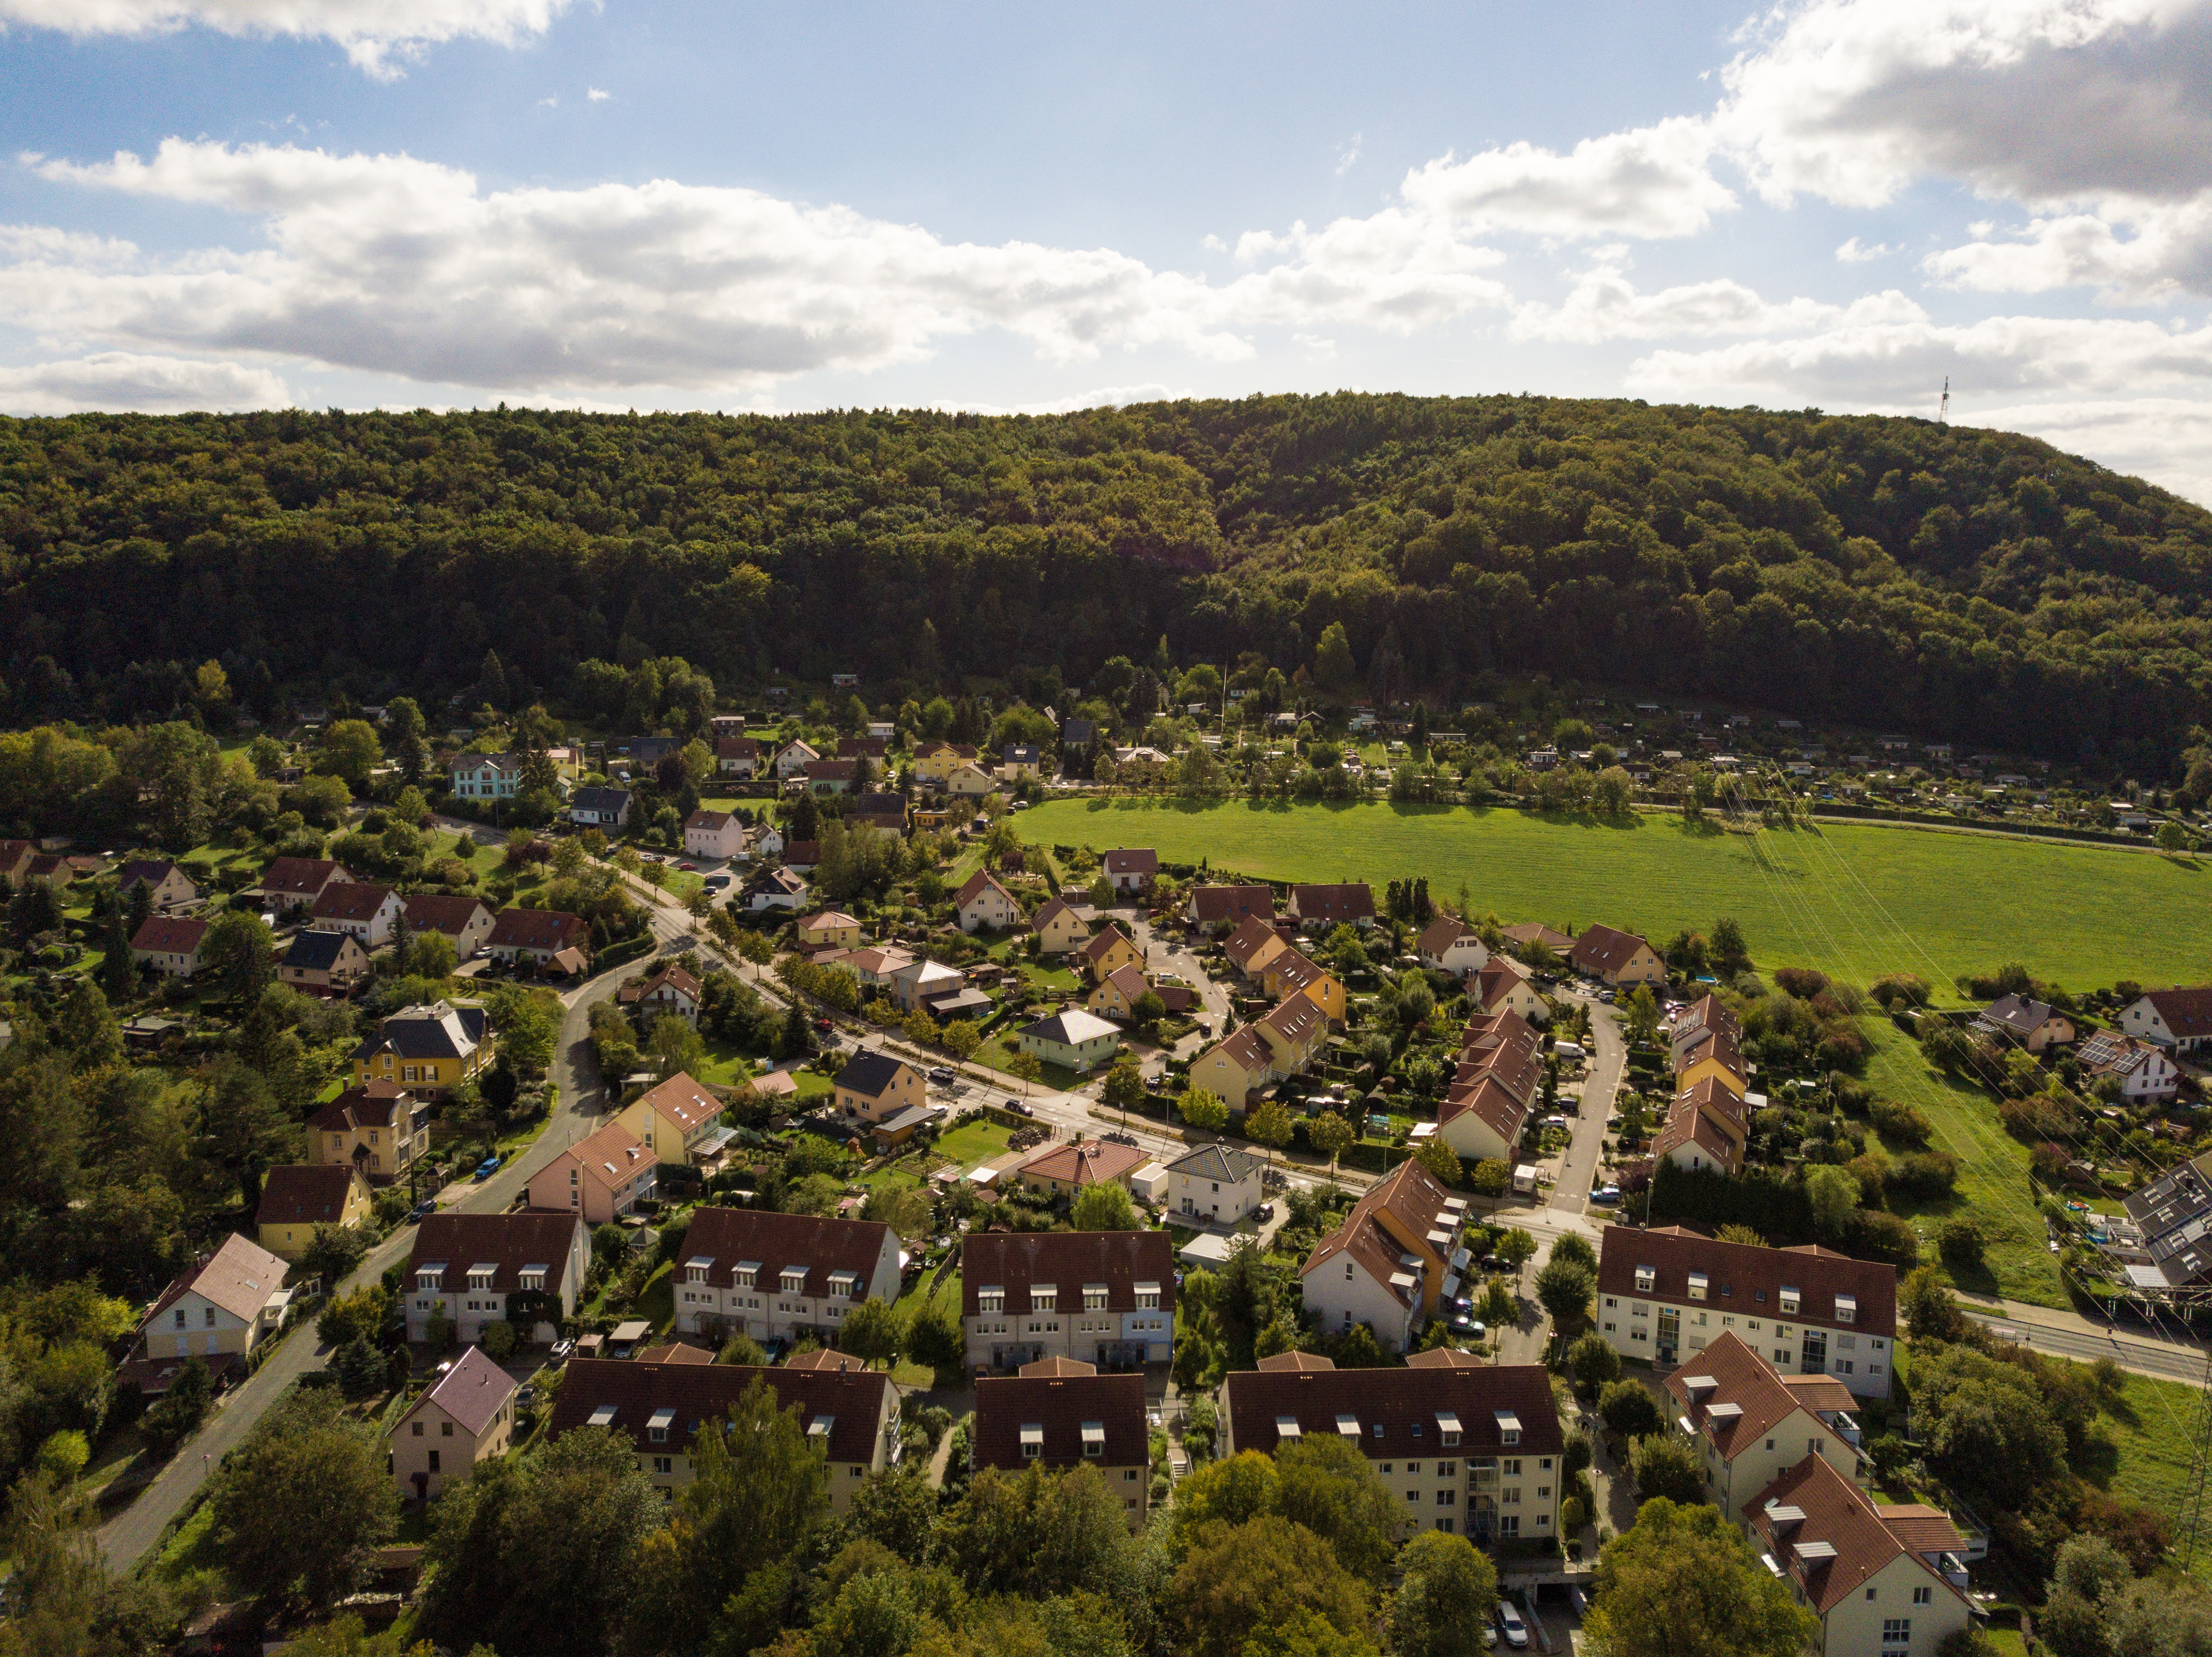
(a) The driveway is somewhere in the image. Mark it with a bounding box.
[1551,992,1626,1219]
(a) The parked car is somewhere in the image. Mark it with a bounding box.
[474,1154,502,1180]
[704,873,731,888]
[1256,1203,1275,1220]
[548,1338,575,1364]
[813,1016,834,1032]
[1497,1602,1529,1650]
[410,1198,437,1222]
[1592,1185,1622,1205]
[928,1067,956,1085]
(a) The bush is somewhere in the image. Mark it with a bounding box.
[1566,1331,1620,1394]
[1868,1097,1931,1146]
[1846,1209,1922,1270]
[482,1320,518,1361]
[1888,1151,1960,1199]
[1937,1219,1985,1269]
[1773,967,1830,999]
[1598,1379,1662,1439]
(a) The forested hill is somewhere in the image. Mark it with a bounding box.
[2,394,2207,767]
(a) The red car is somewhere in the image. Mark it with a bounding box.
[677,861,698,872]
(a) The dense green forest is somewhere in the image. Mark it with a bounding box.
[2,394,2207,771]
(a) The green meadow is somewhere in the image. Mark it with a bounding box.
[1022,799,2210,997]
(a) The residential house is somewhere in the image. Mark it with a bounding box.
[1016,1137,1150,1200]
[836,736,888,762]
[126,1234,294,1390]
[888,955,966,1013]
[1060,718,1096,761]
[974,1366,1150,1528]
[1743,1456,1973,1655]
[1223,915,1291,981]
[626,737,684,771]
[1415,918,1490,977]
[1031,896,1089,956]
[118,858,198,914]
[449,753,522,800]
[1596,1225,1897,1399]
[1974,993,2075,1052]
[684,809,748,861]
[255,1163,373,1259]
[1675,1009,1749,1098]
[1188,884,1275,929]
[1287,883,1376,929]
[404,1210,590,1344]
[1166,1143,1264,1225]
[913,742,980,786]
[1250,992,1327,1075]
[1102,849,1157,894]
[1655,1076,1752,1175]
[2081,1029,2179,1100]
[749,823,786,858]
[798,910,865,951]
[1568,923,1668,987]
[781,839,820,873]
[622,963,702,1026]
[714,736,761,778]
[0,840,33,885]
[833,1051,927,1126]
[1299,1160,1469,1350]
[710,714,747,739]
[961,1229,1175,1370]
[1221,1356,1563,1542]
[1087,962,1157,1023]
[1076,926,1142,982]
[548,1356,898,1510]
[19,852,75,890]
[403,893,496,959]
[1665,1331,1863,1514]
[2119,986,2212,1057]
[1188,1026,1278,1107]
[525,1119,656,1223]
[1472,958,1549,1024]
[743,865,810,912]
[569,787,632,829]
[2118,1153,2212,1291]
[131,915,209,978]
[1500,921,1574,955]
[672,1206,903,1344]
[1015,1008,1123,1074]
[955,870,1021,933]
[1258,945,1347,1025]
[255,856,354,915]
[485,907,588,970]
[946,762,997,798]
[618,1071,728,1165]
[310,1081,429,1178]
[803,758,857,795]
[847,793,908,832]
[774,740,821,780]
[1000,744,1046,780]
[309,880,404,948]
[350,1001,492,1095]
[389,1345,517,1500]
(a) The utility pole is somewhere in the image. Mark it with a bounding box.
[2182,1339,2212,1573]
[1938,376,1950,424]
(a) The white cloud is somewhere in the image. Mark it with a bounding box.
[1335,134,1361,176]
[587,85,609,101]
[0,0,573,77]
[1835,236,1900,261]
[5,139,1520,396]
[1924,198,2212,300]
[0,350,288,413]
[1510,255,1925,343]
[946,383,1191,417]
[1963,395,2212,502]
[1398,116,1734,240]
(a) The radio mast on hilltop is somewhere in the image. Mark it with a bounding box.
[1938,376,1950,423]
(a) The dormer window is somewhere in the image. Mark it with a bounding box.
[1834,1295,1856,1324]
[1495,1410,1522,1447]
[1084,1284,1108,1311]
[1135,1282,1160,1309]
[416,1263,448,1292]
[1436,1412,1461,1446]
[736,1262,760,1289]
[1021,1424,1044,1460]
[1032,1285,1057,1311]
[781,1268,807,1296]
[519,1265,547,1292]
[1687,1272,1709,1302]
[1779,1287,1801,1315]
[1081,1422,1105,1458]
[979,1288,1005,1314]
[647,1408,675,1444]
[1635,1266,1656,1293]
[830,1270,861,1300]
[685,1256,714,1285]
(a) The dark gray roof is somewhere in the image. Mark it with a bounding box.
[1063,719,1096,747]
[571,786,631,812]
[1166,1143,1263,1183]
[835,1050,911,1099]
[283,929,355,971]
[353,1001,488,1062]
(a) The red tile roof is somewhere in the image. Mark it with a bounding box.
[403,892,490,935]
[956,870,1014,910]
[408,1212,586,1293]
[1666,1331,1832,1462]
[310,881,397,924]
[547,1357,891,1466]
[1224,1362,1563,1459]
[1017,1138,1150,1189]
[679,1206,897,1298]
[258,857,346,898]
[1190,885,1274,925]
[631,1072,722,1132]
[1744,1455,1966,1614]
[486,907,586,952]
[1290,883,1374,925]
[974,1372,1148,1472]
[1569,922,1654,977]
[961,1229,1175,1318]
[255,1164,361,1228]
[132,915,208,955]
[1597,1225,1896,1338]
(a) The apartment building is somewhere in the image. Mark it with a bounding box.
[1596,1227,1897,1400]
[973,1361,1151,1529]
[1665,1331,1864,1514]
[1298,1160,1469,1352]
[672,1207,903,1345]
[404,1212,590,1345]
[525,1119,656,1224]
[1222,1355,1564,1542]
[961,1229,1175,1372]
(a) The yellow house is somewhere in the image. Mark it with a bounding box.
[1077,927,1142,983]
[1259,945,1346,1025]
[350,1001,491,1095]
[946,763,998,798]
[1190,1026,1277,1105]
[913,743,980,786]
[1223,915,1289,982]
[1567,923,1668,988]
[389,1345,517,1501]
[1088,963,1153,1020]
[618,1071,727,1164]
[798,910,865,951]
[255,1164,374,1260]
[1031,896,1090,956]
[1251,993,1327,1075]
[1675,1027,1748,1098]
[310,1081,429,1177]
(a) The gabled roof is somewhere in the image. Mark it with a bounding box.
[1745,1455,1966,1615]
[1256,1349,1339,1372]
[804,758,857,781]
[146,1234,289,1329]
[1438,1073,1529,1148]
[1256,993,1322,1048]
[355,1000,488,1062]
[956,870,1014,910]
[1500,921,1574,952]
[1033,895,1082,932]
[1019,1008,1121,1046]
[1666,1331,1831,1462]
[1078,928,1131,963]
[548,1357,891,1466]
[1224,915,1289,971]
[1302,1160,1460,1307]
[1289,883,1374,924]
[1416,917,1476,957]
[311,881,398,923]
[633,964,702,1001]
[1597,1225,1897,1337]
[408,1211,586,1291]
[1224,1362,1563,1458]
[1101,962,1151,1004]
[132,915,209,954]
[962,1230,1175,1317]
[310,1081,415,1133]
[2140,986,2212,1039]
[1472,958,1533,1013]
[397,1344,517,1439]
[835,1050,916,1100]
[118,858,185,891]
[974,1372,1148,1472]
[565,1119,653,1187]
[404,892,491,935]
[1103,848,1157,877]
[1568,922,1654,975]
[258,857,346,897]
[1264,947,1336,996]
[714,736,760,760]
[747,865,809,896]
[1017,1138,1149,1188]
[571,786,631,813]
[800,909,861,934]
[1206,1025,1275,1076]
[630,1072,723,1132]
[1190,885,1274,925]
[1166,1143,1263,1183]
[486,908,586,951]
[685,808,735,832]
[679,1206,898,1297]
[255,1163,362,1228]
[1653,1101,1740,1168]
[781,841,821,867]
[1403,1346,1487,1370]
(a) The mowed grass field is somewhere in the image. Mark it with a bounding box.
[1024,799,2212,995]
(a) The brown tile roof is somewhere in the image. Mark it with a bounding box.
[804,758,858,782]
[1455,1009,1543,1103]
[1290,883,1374,924]
[1224,1362,1563,1459]
[685,808,734,831]
[1190,885,1274,925]
[548,1357,891,1466]
[259,857,346,898]
[1209,1026,1275,1077]
[635,964,702,1000]
[1102,963,1150,1004]
[486,907,586,952]
[1665,1331,1828,1462]
[310,881,397,924]
[1652,1103,1739,1168]
[1744,1455,1965,1614]
[2143,986,2212,1040]
[1675,994,1739,1045]
[1781,1373,1861,1413]
[1103,848,1157,878]
[1501,921,1573,951]
[255,1164,361,1228]
[1257,993,1322,1048]
[1597,1225,1896,1338]
[961,1229,1175,1318]
[1304,1160,1461,1308]
[408,1212,586,1292]
[1569,922,1653,977]
[679,1207,898,1298]
[631,1072,723,1132]
[1675,1024,1745,1083]
[956,870,1013,909]
[1416,917,1475,958]
[1256,1350,1338,1372]
[836,737,888,759]
[118,858,184,891]
[1033,896,1081,932]
[310,1081,415,1132]
[974,1372,1148,1473]
[1223,915,1286,971]
[1016,1138,1150,1189]
[782,841,821,866]
[1264,947,1336,997]
[132,915,208,954]
[779,1346,870,1371]
[799,910,861,934]
[145,1234,289,1329]
[1020,1355,1100,1377]
[1403,1346,1487,1370]
[1472,958,1533,1013]
[715,736,760,761]
[1438,1074,1529,1148]
[1874,1503,1968,1560]
[400,1345,516,1438]
[403,892,490,936]
[565,1120,653,1186]
[1078,928,1131,964]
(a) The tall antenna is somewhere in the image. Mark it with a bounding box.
[2184,1342,2212,1575]
[1938,376,1950,423]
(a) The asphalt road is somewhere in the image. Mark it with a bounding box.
[1965,1307,2212,1385]
[1551,991,1624,1219]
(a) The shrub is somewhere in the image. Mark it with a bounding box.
[1869,1097,1931,1146]
[1888,1151,1960,1199]
[1937,1219,1984,1269]
[1847,1209,1921,1270]
[1773,967,1830,999]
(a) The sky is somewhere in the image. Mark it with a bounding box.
[3,1,2212,504]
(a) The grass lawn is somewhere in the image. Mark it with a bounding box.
[696,1037,762,1088]
[861,1164,923,1192]
[2079,1368,2212,1578]
[974,1033,1085,1092]
[933,1119,1013,1168]
[1020,798,2212,996]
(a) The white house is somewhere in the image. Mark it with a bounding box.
[684,809,748,861]
[2081,1030,2180,1100]
[2119,986,2212,1057]
[130,1234,294,1385]
[569,787,632,829]
[744,865,810,913]
[450,754,522,801]
[1415,917,1491,977]
[308,880,406,948]
[773,740,820,780]
[1165,1143,1264,1225]
[960,1230,1175,1371]
[404,1212,590,1345]
[955,869,1021,933]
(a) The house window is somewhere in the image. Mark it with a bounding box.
[1881,1621,1910,1645]
[1913,1588,1931,1606]
[441,1421,453,1437]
